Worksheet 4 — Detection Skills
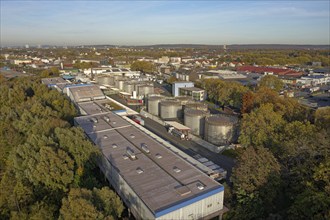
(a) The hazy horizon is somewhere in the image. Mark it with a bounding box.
[1,1,329,46]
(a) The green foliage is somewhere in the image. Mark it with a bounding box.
[239,103,285,149]
[259,75,284,92]
[130,60,156,73]
[200,78,248,108]
[0,77,123,219]
[230,147,281,219]
[59,187,124,220]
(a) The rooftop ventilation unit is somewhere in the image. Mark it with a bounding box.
[136,167,144,174]
[90,117,98,123]
[173,166,181,173]
[127,147,136,160]
[104,116,110,122]
[197,182,205,190]
[141,143,150,153]
[155,153,162,159]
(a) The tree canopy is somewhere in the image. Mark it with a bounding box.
[0,76,124,219]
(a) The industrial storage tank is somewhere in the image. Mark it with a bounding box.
[160,99,182,119]
[147,96,164,116]
[124,82,135,94]
[184,102,208,112]
[138,85,154,96]
[204,114,239,145]
[115,79,126,90]
[96,76,114,86]
[184,109,209,136]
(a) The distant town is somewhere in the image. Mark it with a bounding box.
[1,44,329,219]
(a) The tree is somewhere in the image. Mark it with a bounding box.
[229,147,281,219]
[130,61,156,74]
[259,75,284,92]
[59,187,124,220]
[59,188,104,220]
[315,107,330,132]
[239,103,285,150]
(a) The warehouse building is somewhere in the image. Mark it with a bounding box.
[74,112,225,220]
[67,84,106,103]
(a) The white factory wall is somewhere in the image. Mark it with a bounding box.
[156,190,224,220]
[98,152,155,220]
[172,82,194,97]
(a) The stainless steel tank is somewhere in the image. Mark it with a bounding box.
[147,96,164,116]
[96,76,114,86]
[124,82,135,94]
[204,114,239,145]
[184,109,209,136]
[160,99,182,119]
[138,85,154,96]
[115,79,126,90]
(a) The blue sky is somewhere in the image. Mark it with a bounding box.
[1,1,329,46]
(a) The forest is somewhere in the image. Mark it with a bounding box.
[0,76,124,219]
[199,77,330,219]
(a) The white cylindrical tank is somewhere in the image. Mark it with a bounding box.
[184,109,209,136]
[147,96,164,116]
[204,114,239,145]
[124,82,135,94]
[160,99,182,119]
[96,76,114,86]
[115,79,126,90]
[138,85,154,96]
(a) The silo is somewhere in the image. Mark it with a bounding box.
[204,114,239,145]
[184,102,208,111]
[124,82,135,94]
[147,96,164,116]
[160,99,182,119]
[115,79,126,90]
[138,85,154,96]
[184,109,209,136]
[96,76,114,86]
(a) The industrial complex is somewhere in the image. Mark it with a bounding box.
[42,77,227,220]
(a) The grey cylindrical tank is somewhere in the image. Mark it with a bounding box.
[147,96,164,116]
[160,99,182,119]
[184,102,208,111]
[138,85,154,96]
[96,76,114,86]
[184,109,209,136]
[204,114,239,145]
[124,82,135,94]
[115,79,126,90]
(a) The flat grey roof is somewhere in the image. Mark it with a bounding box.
[78,100,111,115]
[75,112,222,214]
[41,77,67,85]
[69,85,106,102]
[180,87,204,92]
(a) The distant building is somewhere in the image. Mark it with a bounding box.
[179,87,206,101]
[172,81,194,97]
[297,75,330,86]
